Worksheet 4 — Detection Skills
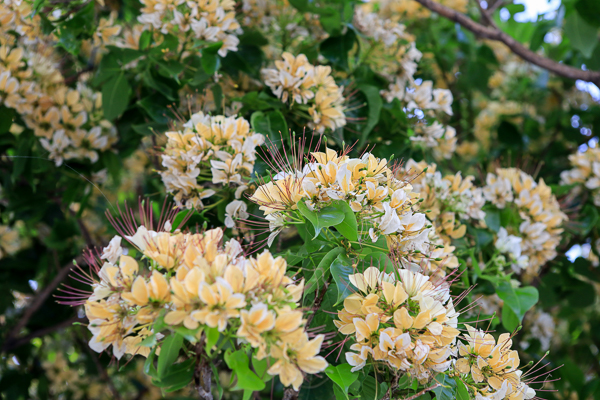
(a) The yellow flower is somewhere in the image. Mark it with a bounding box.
[192,277,246,331]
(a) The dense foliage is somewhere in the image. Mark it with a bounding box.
[2,0,600,399]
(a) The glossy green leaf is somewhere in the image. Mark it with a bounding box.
[456,378,470,400]
[484,210,501,233]
[331,200,358,242]
[224,350,265,392]
[250,110,288,147]
[205,326,220,355]
[356,84,383,148]
[330,253,356,305]
[157,333,183,378]
[496,282,538,331]
[325,364,358,400]
[297,201,345,239]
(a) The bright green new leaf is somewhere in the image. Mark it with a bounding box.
[325,364,358,400]
[297,201,345,239]
[205,326,220,355]
[224,350,265,392]
[456,378,470,400]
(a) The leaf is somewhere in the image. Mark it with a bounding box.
[139,334,157,347]
[156,359,195,392]
[432,374,457,400]
[529,20,555,51]
[484,210,500,233]
[325,364,358,400]
[330,253,356,305]
[201,42,223,75]
[144,347,158,378]
[575,0,600,28]
[356,84,383,148]
[0,107,14,134]
[139,30,152,50]
[205,327,220,355]
[297,201,345,239]
[224,350,265,392]
[496,282,539,331]
[456,378,470,400]
[331,200,358,242]
[320,29,357,71]
[250,110,288,147]
[304,247,346,296]
[102,73,131,121]
[157,334,184,378]
[564,12,598,58]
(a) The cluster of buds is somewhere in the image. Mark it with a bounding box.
[249,145,434,260]
[64,220,326,391]
[159,112,265,209]
[262,52,346,133]
[137,0,241,57]
[335,267,459,383]
[482,168,566,277]
[560,146,600,206]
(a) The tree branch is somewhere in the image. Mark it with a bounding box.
[2,256,83,352]
[400,383,440,400]
[414,0,600,86]
[194,336,214,400]
[2,316,87,352]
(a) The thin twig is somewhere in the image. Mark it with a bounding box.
[2,257,83,352]
[415,0,600,86]
[2,316,87,352]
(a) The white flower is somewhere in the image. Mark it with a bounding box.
[345,344,372,372]
[101,235,123,264]
[224,200,249,228]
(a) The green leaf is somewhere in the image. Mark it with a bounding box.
[139,334,157,347]
[139,30,152,50]
[250,110,288,147]
[320,29,356,71]
[102,73,131,121]
[564,12,598,58]
[575,0,600,28]
[205,327,219,355]
[156,359,195,392]
[224,350,265,392]
[456,378,470,400]
[496,282,539,331]
[330,253,356,305]
[305,247,345,296]
[325,364,358,400]
[201,42,223,75]
[0,107,14,134]
[297,201,345,239]
[529,20,555,51]
[331,200,358,242]
[432,374,457,400]
[484,210,500,233]
[144,347,158,378]
[157,334,184,378]
[356,84,383,148]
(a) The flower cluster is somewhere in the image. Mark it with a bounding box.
[560,147,600,206]
[354,8,455,159]
[482,168,567,277]
[249,146,432,256]
[0,222,29,260]
[137,0,241,57]
[262,52,346,133]
[0,21,117,165]
[336,267,459,383]
[159,112,265,209]
[455,325,535,400]
[78,226,326,391]
[402,159,486,242]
